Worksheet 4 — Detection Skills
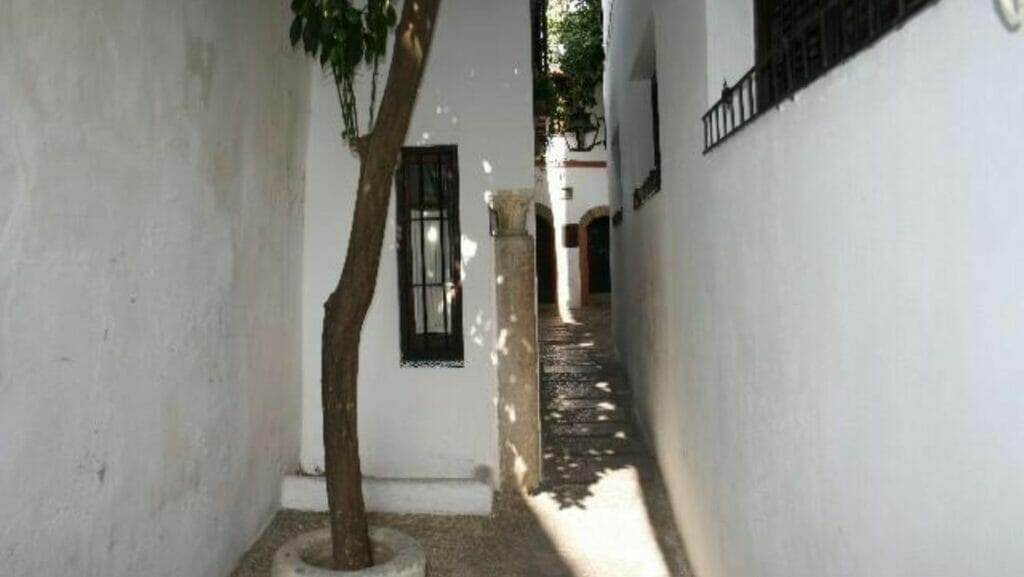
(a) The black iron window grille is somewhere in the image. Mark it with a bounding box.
[703,0,937,153]
[396,146,464,367]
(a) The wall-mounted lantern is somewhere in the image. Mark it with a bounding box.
[564,107,605,152]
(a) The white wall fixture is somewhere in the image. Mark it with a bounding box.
[999,0,1023,30]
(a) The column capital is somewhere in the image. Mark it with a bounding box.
[490,189,535,236]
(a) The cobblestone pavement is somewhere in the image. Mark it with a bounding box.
[532,304,692,576]
[539,303,642,505]
[231,304,691,577]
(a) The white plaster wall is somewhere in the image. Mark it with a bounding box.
[0,1,308,576]
[536,86,611,309]
[536,157,610,309]
[607,1,1024,576]
[300,0,534,486]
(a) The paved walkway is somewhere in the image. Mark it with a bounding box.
[231,304,691,577]
[530,304,692,576]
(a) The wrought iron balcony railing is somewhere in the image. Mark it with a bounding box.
[702,0,937,153]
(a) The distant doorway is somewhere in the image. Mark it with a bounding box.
[535,207,557,305]
[587,216,611,294]
[579,206,611,306]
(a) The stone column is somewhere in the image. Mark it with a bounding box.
[491,189,541,492]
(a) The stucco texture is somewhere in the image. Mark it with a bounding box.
[0,1,308,576]
[299,0,535,486]
[606,1,1024,577]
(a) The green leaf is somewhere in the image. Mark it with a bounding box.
[303,11,321,54]
[289,16,303,46]
[285,0,399,145]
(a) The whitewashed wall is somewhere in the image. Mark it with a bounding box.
[300,0,534,491]
[536,134,609,309]
[0,1,308,576]
[606,1,1024,576]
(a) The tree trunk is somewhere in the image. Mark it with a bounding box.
[321,0,442,570]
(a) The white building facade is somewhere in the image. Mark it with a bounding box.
[293,0,535,513]
[604,1,1024,577]
[0,0,536,574]
[535,141,611,311]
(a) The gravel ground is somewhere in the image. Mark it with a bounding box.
[231,489,689,577]
[231,305,693,577]
[231,495,580,577]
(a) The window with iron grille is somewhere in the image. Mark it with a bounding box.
[395,146,464,366]
[704,0,938,152]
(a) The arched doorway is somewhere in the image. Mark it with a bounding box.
[579,206,611,306]
[535,204,557,305]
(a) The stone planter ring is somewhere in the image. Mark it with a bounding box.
[272,527,425,577]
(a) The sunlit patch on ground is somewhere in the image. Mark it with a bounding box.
[231,304,692,577]
[528,467,677,577]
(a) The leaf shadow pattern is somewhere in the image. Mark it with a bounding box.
[536,305,644,509]
[534,303,696,576]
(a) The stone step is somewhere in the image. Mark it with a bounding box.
[544,397,633,411]
[539,349,614,360]
[541,454,644,485]
[543,435,647,458]
[540,367,611,379]
[542,455,661,488]
[541,369,628,383]
[542,403,631,424]
[540,345,608,356]
[540,354,602,368]
[542,380,633,401]
[545,421,638,438]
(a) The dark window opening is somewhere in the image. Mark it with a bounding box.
[610,129,624,226]
[396,146,464,366]
[754,0,931,110]
[634,74,662,210]
[704,0,938,152]
[535,212,557,305]
[586,216,612,295]
[562,224,580,248]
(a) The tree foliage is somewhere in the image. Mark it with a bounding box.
[545,0,604,131]
[289,0,399,142]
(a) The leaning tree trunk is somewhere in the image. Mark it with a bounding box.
[321,0,441,570]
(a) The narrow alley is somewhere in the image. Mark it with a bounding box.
[232,303,691,577]
[533,303,693,575]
